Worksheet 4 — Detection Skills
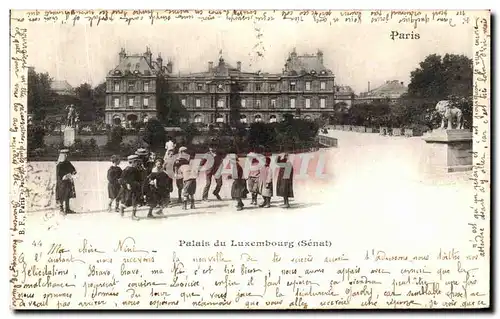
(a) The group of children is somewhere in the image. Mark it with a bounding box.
[105,146,295,220]
[106,146,197,220]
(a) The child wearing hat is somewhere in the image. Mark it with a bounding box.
[143,158,171,217]
[56,149,77,214]
[107,155,123,212]
[119,154,142,220]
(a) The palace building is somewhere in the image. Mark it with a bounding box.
[105,47,354,127]
[104,47,170,127]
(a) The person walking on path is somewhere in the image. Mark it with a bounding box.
[178,157,199,210]
[276,153,294,208]
[107,155,123,212]
[55,149,77,215]
[231,156,249,211]
[174,146,191,203]
[257,156,273,208]
[162,147,176,206]
[246,152,261,206]
[135,148,150,206]
[119,155,142,220]
[144,158,171,218]
[201,145,224,201]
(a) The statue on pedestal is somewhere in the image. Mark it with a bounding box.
[65,104,76,128]
[423,98,472,173]
[435,100,463,130]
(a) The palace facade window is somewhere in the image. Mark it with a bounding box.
[305,98,311,109]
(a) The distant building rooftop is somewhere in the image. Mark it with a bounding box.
[360,80,407,99]
[51,80,74,95]
[284,48,333,76]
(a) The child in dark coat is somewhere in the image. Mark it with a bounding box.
[144,158,172,218]
[119,155,142,220]
[107,155,123,212]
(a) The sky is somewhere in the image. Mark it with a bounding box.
[25,13,473,94]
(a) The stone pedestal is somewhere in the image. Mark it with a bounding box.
[63,127,76,147]
[423,129,473,173]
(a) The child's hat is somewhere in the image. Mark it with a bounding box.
[135,148,148,156]
[127,155,139,161]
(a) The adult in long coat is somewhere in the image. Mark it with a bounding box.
[55,149,77,214]
[276,153,294,208]
[257,156,273,208]
[231,158,248,210]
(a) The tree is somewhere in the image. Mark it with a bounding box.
[27,124,45,150]
[72,82,106,124]
[406,53,473,129]
[107,126,125,152]
[367,102,391,127]
[248,122,276,149]
[74,83,94,122]
[181,123,200,145]
[156,77,188,125]
[142,119,166,152]
[333,102,349,125]
[408,54,472,99]
[28,68,53,121]
[92,82,107,122]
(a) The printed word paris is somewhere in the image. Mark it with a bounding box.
[390,31,420,40]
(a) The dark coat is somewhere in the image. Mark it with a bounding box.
[231,162,248,199]
[107,165,123,199]
[276,159,294,198]
[56,161,76,201]
[136,163,149,204]
[145,160,155,175]
[119,166,142,207]
[144,170,172,206]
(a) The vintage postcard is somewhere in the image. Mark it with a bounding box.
[10,9,490,310]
